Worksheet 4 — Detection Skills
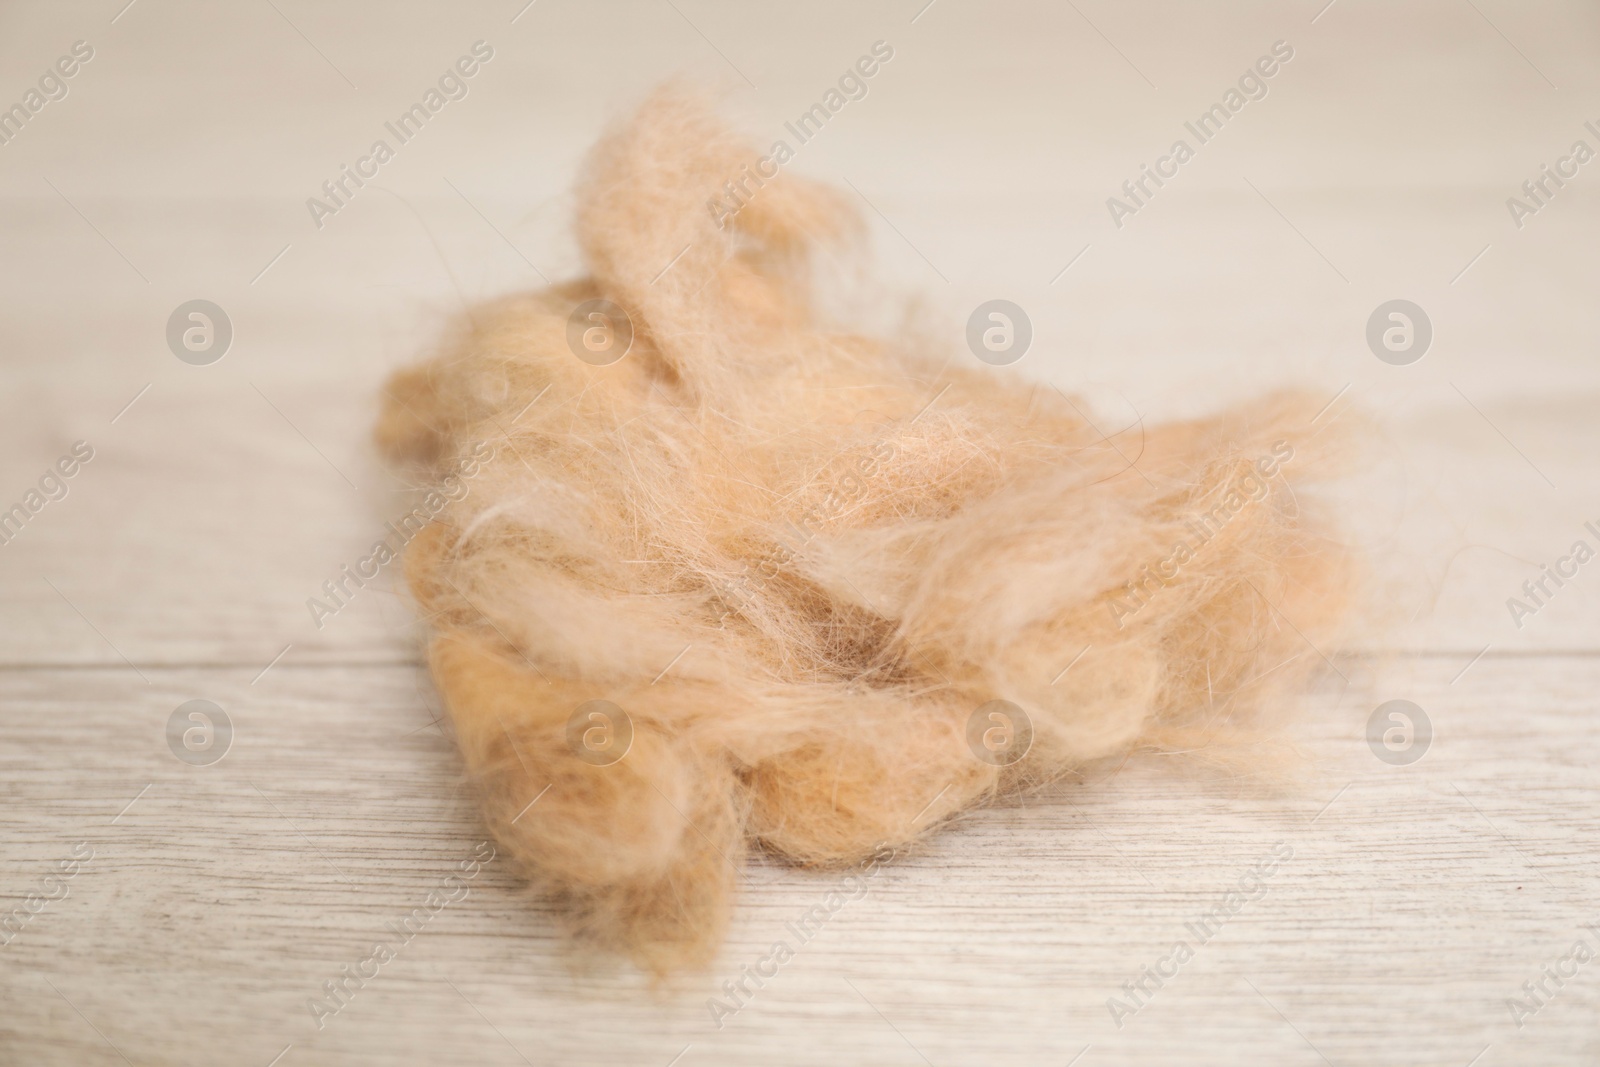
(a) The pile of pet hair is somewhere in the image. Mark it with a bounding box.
[375,87,1353,972]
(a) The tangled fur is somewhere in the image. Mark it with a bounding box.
[375,87,1354,972]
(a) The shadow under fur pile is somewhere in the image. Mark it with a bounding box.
[374,87,1354,973]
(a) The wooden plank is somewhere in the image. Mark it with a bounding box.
[1,655,1596,1065]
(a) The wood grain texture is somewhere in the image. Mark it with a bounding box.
[2,657,1598,1066]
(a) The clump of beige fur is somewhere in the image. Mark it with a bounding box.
[375,87,1354,972]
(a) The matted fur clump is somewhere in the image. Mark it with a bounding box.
[375,88,1353,972]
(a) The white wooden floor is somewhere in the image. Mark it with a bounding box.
[3,1,1599,1064]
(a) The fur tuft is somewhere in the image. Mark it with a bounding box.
[375,87,1356,972]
